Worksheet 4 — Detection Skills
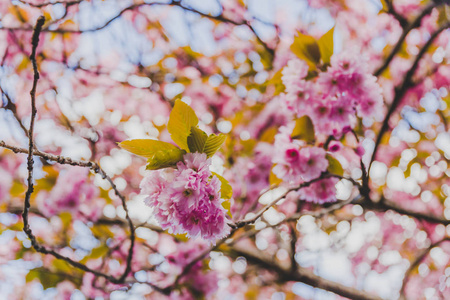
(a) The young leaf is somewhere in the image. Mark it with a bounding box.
[291,116,315,143]
[203,133,227,157]
[260,126,278,143]
[317,26,334,65]
[146,148,186,170]
[187,126,208,153]
[290,32,321,69]
[269,165,283,185]
[267,69,285,96]
[212,172,233,199]
[167,99,199,151]
[166,231,189,242]
[119,139,180,158]
[26,268,64,289]
[326,154,344,176]
[222,200,232,218]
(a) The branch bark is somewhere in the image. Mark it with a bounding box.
[374,2,441,77]
[399,237,450,299]
[7,15,137,288]
[369,22,450,173]
[229,246,383,300]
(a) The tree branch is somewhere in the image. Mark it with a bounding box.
[17,0,84,8]
[374,2,440,77]
[0,139,136,282]
[1,1,275,59]
[234,174,360,228]
[369,22,450,173]
[229,246,382,300]
[4,16,137,285]
[399,237,450,299]
[23,14,46,256]
[368,197,450,225]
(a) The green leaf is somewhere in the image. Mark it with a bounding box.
[291,116,315,143]
[187,127,227,157]
[290,32,320,69]
[89,245,109,259]
[119,139,180,158]
[164,229,189,242]
[269,165,283,185]
[146,148,186,170]
[212,172,232,218]
[222,200,232,218]
[168,99,199,151]
[317,27,334,65]
[59,212,72,229]
[380,0,389,12]
[26,268,64,289]
[267,69,285,96]
[203,133,227,157]
[212,172,233,199]
[260,126,278,143]
[187,126,208,153]
[326,154,344,176]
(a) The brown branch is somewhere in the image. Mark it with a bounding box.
[170,231,235,289]
[399,237,450,299]
[229,246,382,300]
[0,87,29,136]
[385,1,408,29]
[167,1,275,58]
[17,0,84,8]
[0,139,136,282]
[369,22,450,173]
[374,2,440,77]
[227,195,361,250]
[23,14,46,256]
[289,224,298,273]
[18,15,125,287]
[286,194,361,222]
[368,198,450,225]
[1,1,275,59]
[234,174,359,228]
[5,17,137,285]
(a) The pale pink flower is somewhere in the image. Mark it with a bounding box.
[298,177,339,204]
[36,168,98,219]
[298,147,329,181]
[281,58,309,88]
[140,153,230,244]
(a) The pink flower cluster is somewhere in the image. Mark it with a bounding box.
[283,50,383,135]
[36,168,101,220]
[166,242,219,299]
[272,124,329,184]
[272,124,338,204]
[298,177,339,204]
[140,153,230,244]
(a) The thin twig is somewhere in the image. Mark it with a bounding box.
[233,174,359,228]
[369,22,450,173]
[0,138,136,282]
[1,1,275,59]
[374,3,440,77]
[229,246,383,300]
[0,87,29,136]
[19,15,123,286]
[370,197,450,225]
[171,230,237,289]
[289,224,298,273]
[399,237,450,299]
[11,14,137,288]
[17,0,84,8]
[23,14,46,255]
